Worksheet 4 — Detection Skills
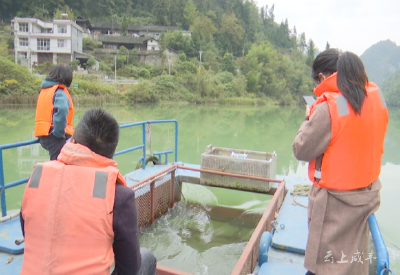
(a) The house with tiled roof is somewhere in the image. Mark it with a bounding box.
[97,35,160,51]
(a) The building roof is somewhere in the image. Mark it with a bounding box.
[97,35,156,44]
[74,51,99,60]
[90,22,181,32]
[11,17,83,32]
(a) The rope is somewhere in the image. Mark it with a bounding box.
[293,195,308,208]
[290,184,312,196]
[135,155,159,170]
[291,183,312,208]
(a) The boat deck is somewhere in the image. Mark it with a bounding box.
[0,163,311,275]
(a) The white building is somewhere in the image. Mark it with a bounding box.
[11,17,84,68]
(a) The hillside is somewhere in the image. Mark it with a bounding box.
[381,70,400,106]
[1,0,319,105]
[360,40,400,86]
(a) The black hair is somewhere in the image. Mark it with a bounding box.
[73,109,119,158]
[48,64,73,87]
[311,48,340,82]
[336,52,368,114]
[312,49,368,114]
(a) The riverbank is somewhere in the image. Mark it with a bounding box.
[0,94,278,106]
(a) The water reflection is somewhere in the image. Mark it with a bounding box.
[0,104,399,273]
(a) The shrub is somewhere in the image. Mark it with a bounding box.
[139,68,150,79]
[69,60,80,71]
[0,56,35,84]
[87,57,96,68]
[32,61,53,75]
[83,38,102,51]
[69,80,115,96]
[176,61,197,75]
[125,81,159,103]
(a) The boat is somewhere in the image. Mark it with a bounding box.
[0,119,393,275]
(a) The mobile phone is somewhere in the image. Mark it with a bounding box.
[303,95,316,106]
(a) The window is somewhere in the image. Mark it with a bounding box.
[151,46,155,50]
[19,23,28,32]
[19,38,28,47]
[58,39,65,47]
[37,39,50,51]
[58,25,67,33]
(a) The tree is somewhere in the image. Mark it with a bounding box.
[153,0,168,25]
[219,13,245,54]
[87,57,96,68]
[191,16,217,43]
[53,5,75,21]
[298,32,307,54]
[326,41,330,50]
[160,31,196,57]
[220,53,236,74]
[118,46,130,65]
[183,0,198,29]
[306,39,316,66]
[196,65,211,97]
[121,15,128,36]
[268,4,275,21]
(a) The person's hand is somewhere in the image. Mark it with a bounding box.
[305,105,310,117]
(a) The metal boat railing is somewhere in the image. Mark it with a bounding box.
[0,119,178,217]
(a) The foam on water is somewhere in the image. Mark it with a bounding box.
[139,199,263,274]
[181,183,218,206]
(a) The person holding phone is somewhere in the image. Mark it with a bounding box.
[292,49,388,275]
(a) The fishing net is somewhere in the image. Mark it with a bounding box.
[133,168,175,229]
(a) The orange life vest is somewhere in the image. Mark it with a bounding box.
[21,142,127,275]
[308,73,388,190]
[34,84,74,137]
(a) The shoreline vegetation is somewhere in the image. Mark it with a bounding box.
[0,0,318,106]
[0,53,303,106]
[1,1,399,106]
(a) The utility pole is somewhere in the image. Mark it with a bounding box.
[13,21,17,64]
[168,58,172,75]
[199,51,203,63]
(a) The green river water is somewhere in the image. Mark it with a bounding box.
[0,104,399,274]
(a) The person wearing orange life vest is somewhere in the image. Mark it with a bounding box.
[292,49,388,275]
[21,109,157,275]
[34,64,75,160]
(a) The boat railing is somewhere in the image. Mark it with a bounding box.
[368,214,393,275]
[0,119,178,217]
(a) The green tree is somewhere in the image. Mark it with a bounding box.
[87,57,96,68]
[53,5,75,21]
[326,41,330,50]
[160,31,196,56]
[121,15,128,36]
[242,42,312,103]
[298,32,307,54]
[183,0,198,29]
[191,16,217,43]
[196,65,211,97]
[153,0,168,25]
[381,69,400,106]
[220,53,236,74]
[117,46,129,66]
[306,39,316,66]
[218,13,245,54]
